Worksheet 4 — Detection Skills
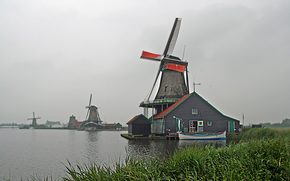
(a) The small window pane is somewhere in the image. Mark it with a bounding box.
[192,108,198,115]
[207,121,213,126]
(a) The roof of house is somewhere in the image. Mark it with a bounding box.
[153,94,190,119]
[194,92,240,122]
[153,92,239,122]
[127,114,150,125]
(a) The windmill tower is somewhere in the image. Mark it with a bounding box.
[27,112,41,128]
[81,94,103,129]
[140,18,189,117]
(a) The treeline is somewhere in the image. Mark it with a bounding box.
[262,118,290,128]
[0,123,23,127]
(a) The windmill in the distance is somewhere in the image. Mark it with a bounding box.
[27,112,41,128]
[81,94,103,130]
[140,18,189,117]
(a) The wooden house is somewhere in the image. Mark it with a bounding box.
[127,114,151,136]
[151,92,239,135]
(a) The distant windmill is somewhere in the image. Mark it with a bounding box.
[82,94,103,129]
[27,112,41,128]
[140,18,189,115]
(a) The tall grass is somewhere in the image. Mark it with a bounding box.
[162,139,290,180]
[227,127,290,144]
[63,128,290,180]
[238,128,290,142]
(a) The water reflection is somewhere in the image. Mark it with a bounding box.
[85,131,100,165]
[87,131,99,142]
[84,131,128,167]
[126,139,226,161]
[178,140,226,148]
[127,140,178,159]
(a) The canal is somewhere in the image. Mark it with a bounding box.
[0,128,225,180]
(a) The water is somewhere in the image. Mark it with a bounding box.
[0,128,225,180]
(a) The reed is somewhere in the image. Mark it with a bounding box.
[63,134,290,180]
[162,138,290,180]
[238,127,290,142]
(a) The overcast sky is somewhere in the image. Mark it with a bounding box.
[0,0,289,125]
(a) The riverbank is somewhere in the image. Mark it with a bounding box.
[63,128,290,180]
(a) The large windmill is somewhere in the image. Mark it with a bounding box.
[81,94,103,129]
[27,112,41,128]
[140,18,189,116]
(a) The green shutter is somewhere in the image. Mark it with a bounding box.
[228,120,235,132]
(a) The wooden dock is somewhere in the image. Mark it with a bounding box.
[166,133,179,140]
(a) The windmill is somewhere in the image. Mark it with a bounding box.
[140,18,189,116]
[81,94,103,129]
[27,112,41,128]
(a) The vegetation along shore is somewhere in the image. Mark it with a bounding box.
[63,128,290,181]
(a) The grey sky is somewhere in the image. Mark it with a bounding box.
[0,0,289,125]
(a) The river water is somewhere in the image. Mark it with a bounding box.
[0,128,225,180]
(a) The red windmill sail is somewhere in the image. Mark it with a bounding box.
[140,51,162,61]
[165,63,186,72]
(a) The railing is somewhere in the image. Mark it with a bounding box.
[141,98,179,106]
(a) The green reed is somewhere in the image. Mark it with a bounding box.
[63,129,290,181]
[238,127,290,142]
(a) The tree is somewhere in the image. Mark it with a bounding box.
[282,118,290,125]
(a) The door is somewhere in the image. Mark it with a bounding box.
[189,120,204,133]
[189,120,197,133]
[228,120,235,132]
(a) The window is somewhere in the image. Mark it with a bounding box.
[164,86,168,92]
[197,120,203,133]
[207,121,213,127]
[192,108,198,115]
[197,120,203,126]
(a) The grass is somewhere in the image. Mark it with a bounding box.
[63,128,290,181]
[228,127,290,144]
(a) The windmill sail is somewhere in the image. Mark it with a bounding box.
[146,64,162,101]
[165,63,186,72]
[85,94,92,120]
[163,18,182,56]
[140,18,181,61]
[140,51,162,61]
